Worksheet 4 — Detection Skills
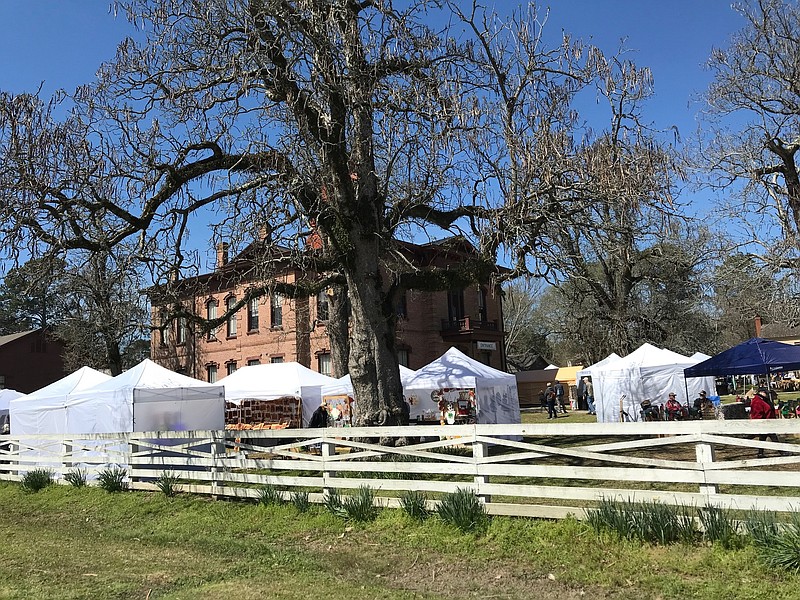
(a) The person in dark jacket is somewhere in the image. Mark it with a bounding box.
[309,402,330,428]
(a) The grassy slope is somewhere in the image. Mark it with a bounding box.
[0,483,799,600]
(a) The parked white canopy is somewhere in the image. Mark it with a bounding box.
[589,343,716,423]
[403,347,521,425]
[322,365,418,399]
[10,366,112,435]
[64,359,224,434]
[221,362,339,426]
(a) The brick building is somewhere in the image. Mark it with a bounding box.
[151,238,507,382]
[0,329,68,393]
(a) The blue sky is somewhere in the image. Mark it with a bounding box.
[0,0,745,230]
[0,1,744,133]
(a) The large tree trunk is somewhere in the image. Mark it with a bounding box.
[344,241,404,429]
[326,284,351,379]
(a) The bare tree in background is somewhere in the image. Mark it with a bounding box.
[703,0,800,268]
[502,278,551,370]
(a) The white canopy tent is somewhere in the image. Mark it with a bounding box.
[589,344,716,423]
[0,388,23,432]
[64,360,224,434]
[402,347,521,425]
[322,365,418,399]
[10,366,112,435]
[221,362,339,426]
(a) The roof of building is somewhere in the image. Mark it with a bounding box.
[0,330,36,348]
[761,322,800,339]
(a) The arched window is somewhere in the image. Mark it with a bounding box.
[206,299,218,341]
[226,296,237,337]
[271,294,283,327]
[247,297,260,331]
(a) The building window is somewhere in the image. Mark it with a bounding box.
[226,296,237,337]
[397,349,409,367]
[447,289,465,322]
[0,375,5,389]
[396,292,408,319]
[159,311,170,346]
[271,294,283,327]
[206,299,218,340]
[247,359,260,366]
[478,287,488,322]
[317,290,329,322]
[176,316,187,345]
[271,356,284,364]
[226,361,237,376]
[247,297,259,332]
[317,353,331,376]
[207,364,218,383]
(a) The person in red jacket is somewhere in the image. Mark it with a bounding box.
[750,390,779,457]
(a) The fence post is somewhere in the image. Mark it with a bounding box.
[210,430,226,500]
[321,430,336,499]
[473,438,490,503]
[696,441,718,498]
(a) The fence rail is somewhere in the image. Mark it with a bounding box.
[2,420,800,518]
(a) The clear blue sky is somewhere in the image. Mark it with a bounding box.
[0,1,743,131]
[0,0,745,215]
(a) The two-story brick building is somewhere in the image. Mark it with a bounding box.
[151,238,507,382]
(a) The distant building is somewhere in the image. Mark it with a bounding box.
[150,238,508,382]
[755,315,800,345]
[0,329,67,393]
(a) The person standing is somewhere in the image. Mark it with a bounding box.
[750,389,780,458]
[583,377,596,415]
[554,380,567,414]
[544,382,558,419]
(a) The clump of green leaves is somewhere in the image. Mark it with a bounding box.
[257,484,283,506]
[156,471,181,497]
[323,488,347,518]
[437,488,488,533]
[587,498,697,545]
[342,485,379,522]
[64,468,87,488]
[399,489,429,521]
[699,505,741,549]
[291,490,311,513]
[97,467,128,493]
[750,512,800,573]
[21,468,54,493]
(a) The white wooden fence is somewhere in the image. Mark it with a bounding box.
[2,420,800,519]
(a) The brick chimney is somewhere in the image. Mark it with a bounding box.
[216,242,229,269]
[754,314,762,337]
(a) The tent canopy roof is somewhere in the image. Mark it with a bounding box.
[75,359,214,394]
[11,366,111,405]
[684,337,800,377]
[222,361,338,401]
[404,347,514,389]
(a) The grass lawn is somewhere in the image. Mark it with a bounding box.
[1,482,799,599]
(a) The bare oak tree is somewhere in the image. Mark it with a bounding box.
[0,1,679,425]
[703,0,800,268]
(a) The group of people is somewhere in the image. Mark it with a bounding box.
[539,380,568,419]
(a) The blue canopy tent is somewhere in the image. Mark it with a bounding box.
[684,338,800,378]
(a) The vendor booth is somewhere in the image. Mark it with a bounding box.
[402,347,521,425]
[320,365,417,427]
[64,359,224,434]
[588,344,715,423]
[221,362,338,428]
[10,366,112,435]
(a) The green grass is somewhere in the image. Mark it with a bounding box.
[1,482,799,599]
